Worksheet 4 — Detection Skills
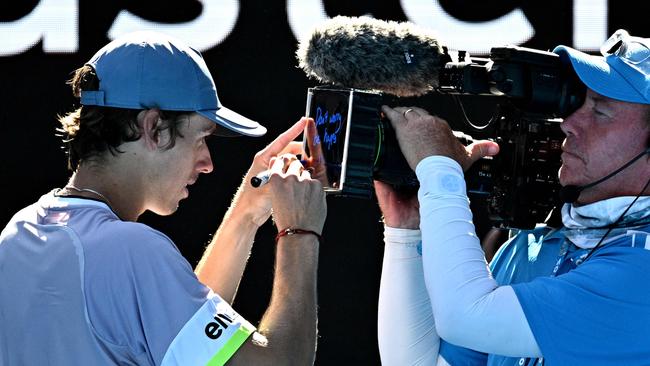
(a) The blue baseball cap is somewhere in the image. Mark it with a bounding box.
[80,31,267,137]
[554,29,650,105]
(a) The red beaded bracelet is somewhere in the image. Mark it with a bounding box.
[275,228,324,245]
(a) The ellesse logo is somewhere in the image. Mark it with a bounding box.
[204,313,234,340]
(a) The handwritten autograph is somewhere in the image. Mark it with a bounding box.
[314,107,343,150]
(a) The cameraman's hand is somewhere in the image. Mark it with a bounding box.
[374,181,420,229]
[381,106,499,171]
[238,118,310,226]
[268,154,327,234]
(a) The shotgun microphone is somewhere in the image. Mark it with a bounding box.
[296,16,447,97]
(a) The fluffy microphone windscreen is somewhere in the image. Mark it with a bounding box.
[296,16,445,97]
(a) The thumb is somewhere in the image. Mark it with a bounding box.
[381,105,403,129]
[466,140,499,165]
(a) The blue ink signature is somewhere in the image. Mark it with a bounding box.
[314,107,343,150]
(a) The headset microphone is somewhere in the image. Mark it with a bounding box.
[560,148,650,203]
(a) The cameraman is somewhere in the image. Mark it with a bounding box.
[376,30,650,365]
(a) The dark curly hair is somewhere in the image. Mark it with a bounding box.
[57,65,190,170]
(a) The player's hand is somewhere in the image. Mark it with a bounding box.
[268,154,327,234]
[239,118,310,226]
[303,118,329,187]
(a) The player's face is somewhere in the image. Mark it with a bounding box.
[559,89,650,203]
[148,113,215,215]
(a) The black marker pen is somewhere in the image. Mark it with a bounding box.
[251,155,307,188]
[251,171,272,188]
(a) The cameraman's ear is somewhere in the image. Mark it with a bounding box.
[464,140,499,170]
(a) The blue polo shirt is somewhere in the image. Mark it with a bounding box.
[440,224,650,366]
[0,192,254,365]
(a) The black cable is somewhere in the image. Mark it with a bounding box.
[442,93,501,130]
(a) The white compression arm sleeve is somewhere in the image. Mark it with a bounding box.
[416,156,541,357]
[377,227,439,365]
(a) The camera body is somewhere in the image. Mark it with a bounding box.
[304,46,585,229]
[439,45,585,117]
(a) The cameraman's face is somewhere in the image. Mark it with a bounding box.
[559,89,650,203]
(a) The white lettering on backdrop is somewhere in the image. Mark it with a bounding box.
[0,0,609,56]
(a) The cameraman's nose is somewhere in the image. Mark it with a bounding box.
[560,105,585,137]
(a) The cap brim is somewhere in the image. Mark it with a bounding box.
[553,45,647,103]
[198,106,267,137]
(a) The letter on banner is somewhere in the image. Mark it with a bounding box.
[0,0,78,56]
[286,0,329,43]
[400,0,534,55]
[108,0,239,52]
[573,0,607,51]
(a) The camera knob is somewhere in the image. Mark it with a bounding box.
[498,80,514,93]
[489,69,506,82]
